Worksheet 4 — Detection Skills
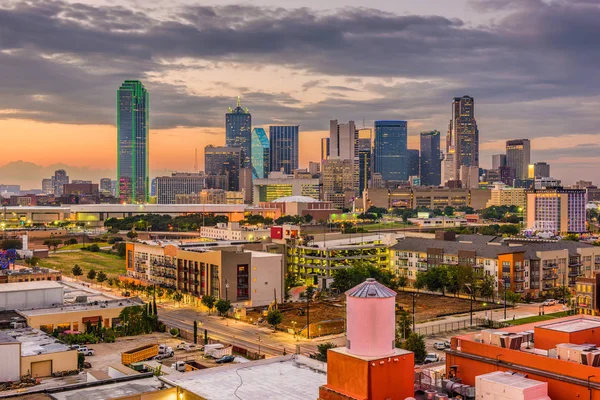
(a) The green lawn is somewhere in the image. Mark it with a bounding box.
[504,311,570,326]
[38,251,126,279]
[59,242,110,251]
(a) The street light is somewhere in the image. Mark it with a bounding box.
[503,277,510,320]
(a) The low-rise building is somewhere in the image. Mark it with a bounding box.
[362,187,491,210]
[0,281,64,310]
[486,182,527,208]
[200,222,270,241]
[124,242,283,307]
[407,216,467,228]
[258,195,338,221]
[0,266,62,283]
[0,328,78,380]
[575,274,600,316]
[253,171,320,203]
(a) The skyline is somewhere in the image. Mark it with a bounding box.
[1,0,600,187]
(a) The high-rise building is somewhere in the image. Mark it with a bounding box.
[420,130,442,186]
[506,139,531,180]
[492,154,507,169]
[225,97,252,168]
[527,188,586,234]
[498,165,516,186]
[53,169,69,196]
[42,178,54,195]
[155,173,205,204]
[239,167,253,203]
[117,80,149,204]
[204,146,241,191]
[269,126,299,175]
[357,137,371,196]
[407,149,420,178]
[329,120,357,160]
[251,128,270,179]
[528,162,550,179]
[308,161,320,175]
[448,96,478,181]
[99,178,112,194]
[321,138,330,162]
[322,159,356,209]
[373,120,408,182]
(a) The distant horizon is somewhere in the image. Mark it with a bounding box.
[1,0,599,187]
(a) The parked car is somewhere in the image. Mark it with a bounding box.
[433,342,446,350]
[543,299,556,306]
[443,340,451,348]
[215,355,235,364]
[70,345,82,351]
[423,354,440,364]
[78,347,95,356]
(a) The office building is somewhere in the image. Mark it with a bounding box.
[420,130,442,186]
[175,189,243,205]
[407,149,419,178]
[528,161,550,179]
[62,183,100,204]
[99,178,112,194]
[486,183,527,208]
[155,173,205,204]
[329,120,357,160]
[506,139,531,180]
[53,169,69,197]
[491,154,506,169]
[534,176,561,189]
[239,167,253,203]
[253,171,320,203]
[446,96,479,181]
[373,120,408,182]
[499,165,516,186]
[250,128,270,179]
[358,147,371,196]
[459,165,480,189]
[526,187,586,234]
[204,146,241,191]
[322,159,356,208]
[205,173,229,191]
[308,161,320,175]
[320,137,330,161]
[41,178,54,195]
[269,125,299,174]
[117,80,149,203]
[225,97,252,167]
[574,180,593,189]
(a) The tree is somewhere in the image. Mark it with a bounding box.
[78,352,85,370]
[331,261,396,293]
[116,242,127,257]
[396,310,412,342]
[84,243,101,252]
[267,309,283,329]
[316,342,337,362]
[304,214,313,223]
[72,264,83,280]
[43,238,62,252]
[25,256,40,267]
[563,233,580,242]
[478,275,495,301]
[0,239,22,250]
[172,292,184,306]
[215,299,231,316]
[397,275,408,291]
[201,295,216,313]
[126,230,138,240]
[443,206,455,216]
[401,333,427,364]
[96,271,107,287]
[87,269,97,282]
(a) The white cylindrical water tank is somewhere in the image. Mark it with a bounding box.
[345,278,397,357]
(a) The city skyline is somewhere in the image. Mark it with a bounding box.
[1,0,600,187]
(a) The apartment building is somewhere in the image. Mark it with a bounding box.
[390,233,600,295]
[124,242,283,307]
[526,187,587,234]
[485,182,527,208]
[199,222,270,241]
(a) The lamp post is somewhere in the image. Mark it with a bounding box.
[503,277,510,320]
[465,284,474,326]
[225,279,229,302]
[292,320,297,339]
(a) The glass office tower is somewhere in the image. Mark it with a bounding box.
[420,130,442,186]
[373,120,408,181]
[226,97,252,168]
[251,128,270,179]
[269,126,299,174]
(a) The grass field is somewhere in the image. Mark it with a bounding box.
[38,251,126,278]
[59,242,110,251]
[504,311,570,326]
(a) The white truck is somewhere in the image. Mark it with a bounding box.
[78,346,95,356]
[158,344,174,357]
[203,344,233,359]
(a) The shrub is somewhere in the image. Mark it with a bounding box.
[169,328,179,337]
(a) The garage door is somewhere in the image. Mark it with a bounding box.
[31,360,52,378]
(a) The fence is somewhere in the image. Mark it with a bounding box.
[414,318,508,336]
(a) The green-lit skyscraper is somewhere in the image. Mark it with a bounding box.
[117,80,149,203]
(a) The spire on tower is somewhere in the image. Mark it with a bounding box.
[237,95,241,108]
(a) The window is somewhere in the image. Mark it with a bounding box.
[237,264,249,300]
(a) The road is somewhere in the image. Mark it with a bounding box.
[158,306,338,357]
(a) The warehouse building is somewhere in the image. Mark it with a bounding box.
[0,281,64,310]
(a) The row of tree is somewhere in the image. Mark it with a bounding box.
[104,213,229,232]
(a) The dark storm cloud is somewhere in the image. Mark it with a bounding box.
[0,0,600,137]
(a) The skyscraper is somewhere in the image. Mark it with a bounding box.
[117,80,149,203]
[358,137,371,196]
[506,139,531,180]
[251,128,270,179]
[226,97,252,168]
[420,130,441,186]
[53,169,69,197]
[407,149,420,178]
[155,173,205,204]
[373,120,408,182]
[269,126,299,174]
[204,146,241,191]
[492,154,507,170]
[321,138,330,161]
[528,162,550,179]
[99,178,112,194]
[449,96,478,181]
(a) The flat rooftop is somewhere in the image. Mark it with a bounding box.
[50,376,166,400]
[478,371,547,389]
[18,298,142,316]
[161,355,327,400]
[0,280,63,293]
[538,318,600,333]
[2,327,71,356]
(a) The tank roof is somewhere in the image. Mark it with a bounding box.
[345,278,396,298]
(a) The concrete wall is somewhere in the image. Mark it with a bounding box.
[0,287,63,310]
[250,253,284,307]
[0,342,21,382]
[21,350,78,377]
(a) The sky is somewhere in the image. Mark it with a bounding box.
[1,0,600,188]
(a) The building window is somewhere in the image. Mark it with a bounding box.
[237,264,249,300]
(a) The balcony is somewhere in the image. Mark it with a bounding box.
[543,264,557,270]
[417,266,428,272]
[543,274,558,280]
[514,266,525,272]
[514,277,525,283]
[569,270,580,277]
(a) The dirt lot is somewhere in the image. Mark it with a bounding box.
[83,332,218,372]
[248,292,489,330]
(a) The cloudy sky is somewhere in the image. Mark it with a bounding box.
[1,0,599,188]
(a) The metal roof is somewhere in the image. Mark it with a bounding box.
[345,278,396,298]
